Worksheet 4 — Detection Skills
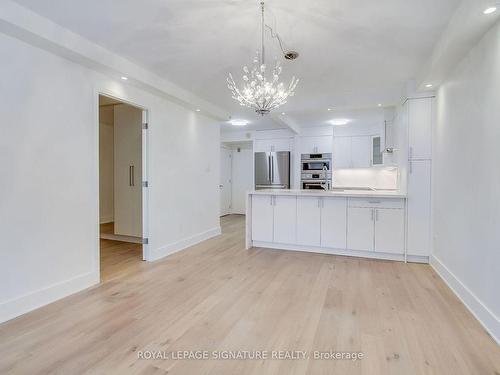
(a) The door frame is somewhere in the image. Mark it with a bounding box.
[95,89,150,276]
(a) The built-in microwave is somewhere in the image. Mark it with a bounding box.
[301,153,332,172]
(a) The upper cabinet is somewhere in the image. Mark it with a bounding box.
[333,136,372,169]
[299,135,333,154]
[371,136,383,166]
[351,136,372,168]
[333,137,351,169]
[408,98,433,160]
[254,138,292,152]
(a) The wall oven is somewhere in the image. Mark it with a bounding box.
[302,180,328,190]
[301,153,332,190]
[301,153,332,172]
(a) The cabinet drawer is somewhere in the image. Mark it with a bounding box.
[348,198,404,209]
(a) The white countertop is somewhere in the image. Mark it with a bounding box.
[248,189,407,199]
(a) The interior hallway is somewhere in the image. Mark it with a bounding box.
[0,215,498,374]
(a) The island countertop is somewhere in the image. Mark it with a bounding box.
[248,189,407,199]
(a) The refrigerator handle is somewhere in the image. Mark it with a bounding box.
[271,154,274,182]
[268,154,272,182]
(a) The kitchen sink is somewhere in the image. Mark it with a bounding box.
[330,187,376,192]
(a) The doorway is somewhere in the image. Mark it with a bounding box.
[219,141,253,216]
[98,94,147,281]
[220,146,232,216]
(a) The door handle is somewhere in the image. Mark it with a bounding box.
[409,160,413,174]
[129,165,135,186]
[409,146,413,159]
[371,209,374,221]
[375,209,379,221]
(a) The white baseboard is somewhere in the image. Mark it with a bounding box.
[430,255,500,345]
[0,270,99,324]
[251,241,430,264]
[150,227,222,262]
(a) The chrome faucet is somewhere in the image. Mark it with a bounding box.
[320,166,331,191]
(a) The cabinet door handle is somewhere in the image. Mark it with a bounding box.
[371,209,374,221]
[409,146,413,159]
[368,200,381,204]
[317,198,321,208]
[409,160,413,174]
[129,165,134,186]
[375,209,379,221]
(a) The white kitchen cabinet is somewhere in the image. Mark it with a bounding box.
[351,136,372,168]
[249,192,407,261]
[407,160,431,256]
[251,195,274,242]
[273,196,297,244]
[371,136,383,166]
[408,98,433,160]
[333,136,372,169]
[254,138,292,152]
[296,196,321,246]
[300,136,332,154]
[374,209,405,254]
[347,207,374,251]
[321,197,347,248]
[333,137,351,169]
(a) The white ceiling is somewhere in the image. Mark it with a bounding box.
[14,0,460,130]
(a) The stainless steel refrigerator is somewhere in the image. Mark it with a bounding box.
[254,151,290,190]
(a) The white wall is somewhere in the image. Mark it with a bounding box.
[0,33,220,322]
[432,21,500,343]
[99,105,114,223]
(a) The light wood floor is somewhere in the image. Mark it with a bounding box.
[0,215,499,374]
[100,237,143,282]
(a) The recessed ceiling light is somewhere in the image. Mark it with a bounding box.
[195,109,201,112]
[281,112,286,115]
[484,7,497,14]
[378,103,382,107]
[121,76,128,80]
[327,108,333,111]
[329,118,351,126]
[426,84,433,88]
[229,119,249,126]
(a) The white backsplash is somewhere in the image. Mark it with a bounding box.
[333,168,399,190]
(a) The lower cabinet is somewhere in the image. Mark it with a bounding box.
[374,209,405,254]
[297,197,321,246]
[347,203,405,254]
[252,195,405,258]
[321,197,347,248]
[347,207,374,251]
[273,196,297,244]
[251,195,274,242]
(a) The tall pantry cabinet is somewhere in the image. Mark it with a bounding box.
[402,97,433,259]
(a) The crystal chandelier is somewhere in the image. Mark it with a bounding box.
[227,1,299,116]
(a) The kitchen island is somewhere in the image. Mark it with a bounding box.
[245,189,427,263]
